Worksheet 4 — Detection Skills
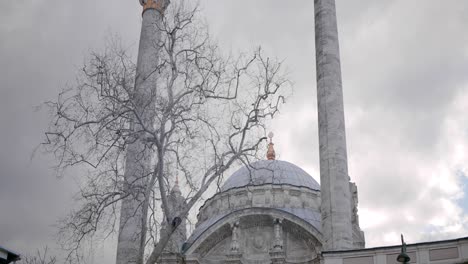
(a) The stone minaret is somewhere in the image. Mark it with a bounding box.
[159,178,187,264]
[314,0,354,250]
[116,1,169,264]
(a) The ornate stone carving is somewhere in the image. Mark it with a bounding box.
[229,221,241,253]
[272,218,284,251]
[350,182,359,225]
[226,221,243,264]
[350,182,365,248]
[270,218,286,264]
[269,250,286,264]
[196,184,321,227]
[187,207,324,262]
[225,252,243,264]
[244,226,271,259]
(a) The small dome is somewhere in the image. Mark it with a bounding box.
[221,160,320,191]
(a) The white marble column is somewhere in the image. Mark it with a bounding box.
[226,221,242,264]
[272,218,284,251]
[116,1,168,264]
[270,218,286,264]
[314,0,353,250]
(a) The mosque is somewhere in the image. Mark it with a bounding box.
[169,138,468,264]
[127,0,468,264]
[179,137,364,263]
[1,1,467,264]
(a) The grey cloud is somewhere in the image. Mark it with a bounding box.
[1,0,468,262]
[0,0,139,262]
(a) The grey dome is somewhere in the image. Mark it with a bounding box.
[221,160,320,191]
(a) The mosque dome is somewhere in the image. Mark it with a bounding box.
[186,159,323,253]
[221,159,320,192]
[186,136,325,255]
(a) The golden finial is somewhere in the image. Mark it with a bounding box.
[267,132,276,160]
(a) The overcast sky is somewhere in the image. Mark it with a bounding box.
[1,0,468,263]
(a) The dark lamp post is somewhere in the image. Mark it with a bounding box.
[397,234,411,264]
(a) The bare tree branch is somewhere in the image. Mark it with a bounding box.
[40,1,291,263]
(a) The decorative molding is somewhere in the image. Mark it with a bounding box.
[269,250,286,264]
[196,184,321,225]
[273,218,284,250]
[225,252,243,264]
[230,221,241,253]
[270,218,286,264]
[187,207,324,256]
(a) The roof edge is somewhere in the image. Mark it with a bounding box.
[322,236,468,255]
[0,246,20,261]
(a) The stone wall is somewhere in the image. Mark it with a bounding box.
[196,184,321,226]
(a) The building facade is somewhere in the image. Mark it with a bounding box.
[322,237,468,264]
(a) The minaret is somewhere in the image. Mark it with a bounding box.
[314,0,354,250]
[159,177,187,264]
[116,1,169,264]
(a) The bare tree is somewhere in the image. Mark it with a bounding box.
[42,1,290,263]
[19,247,57,264]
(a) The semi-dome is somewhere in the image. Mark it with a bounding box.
[221,160,320,191]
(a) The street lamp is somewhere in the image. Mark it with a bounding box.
[397,234,411,264]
